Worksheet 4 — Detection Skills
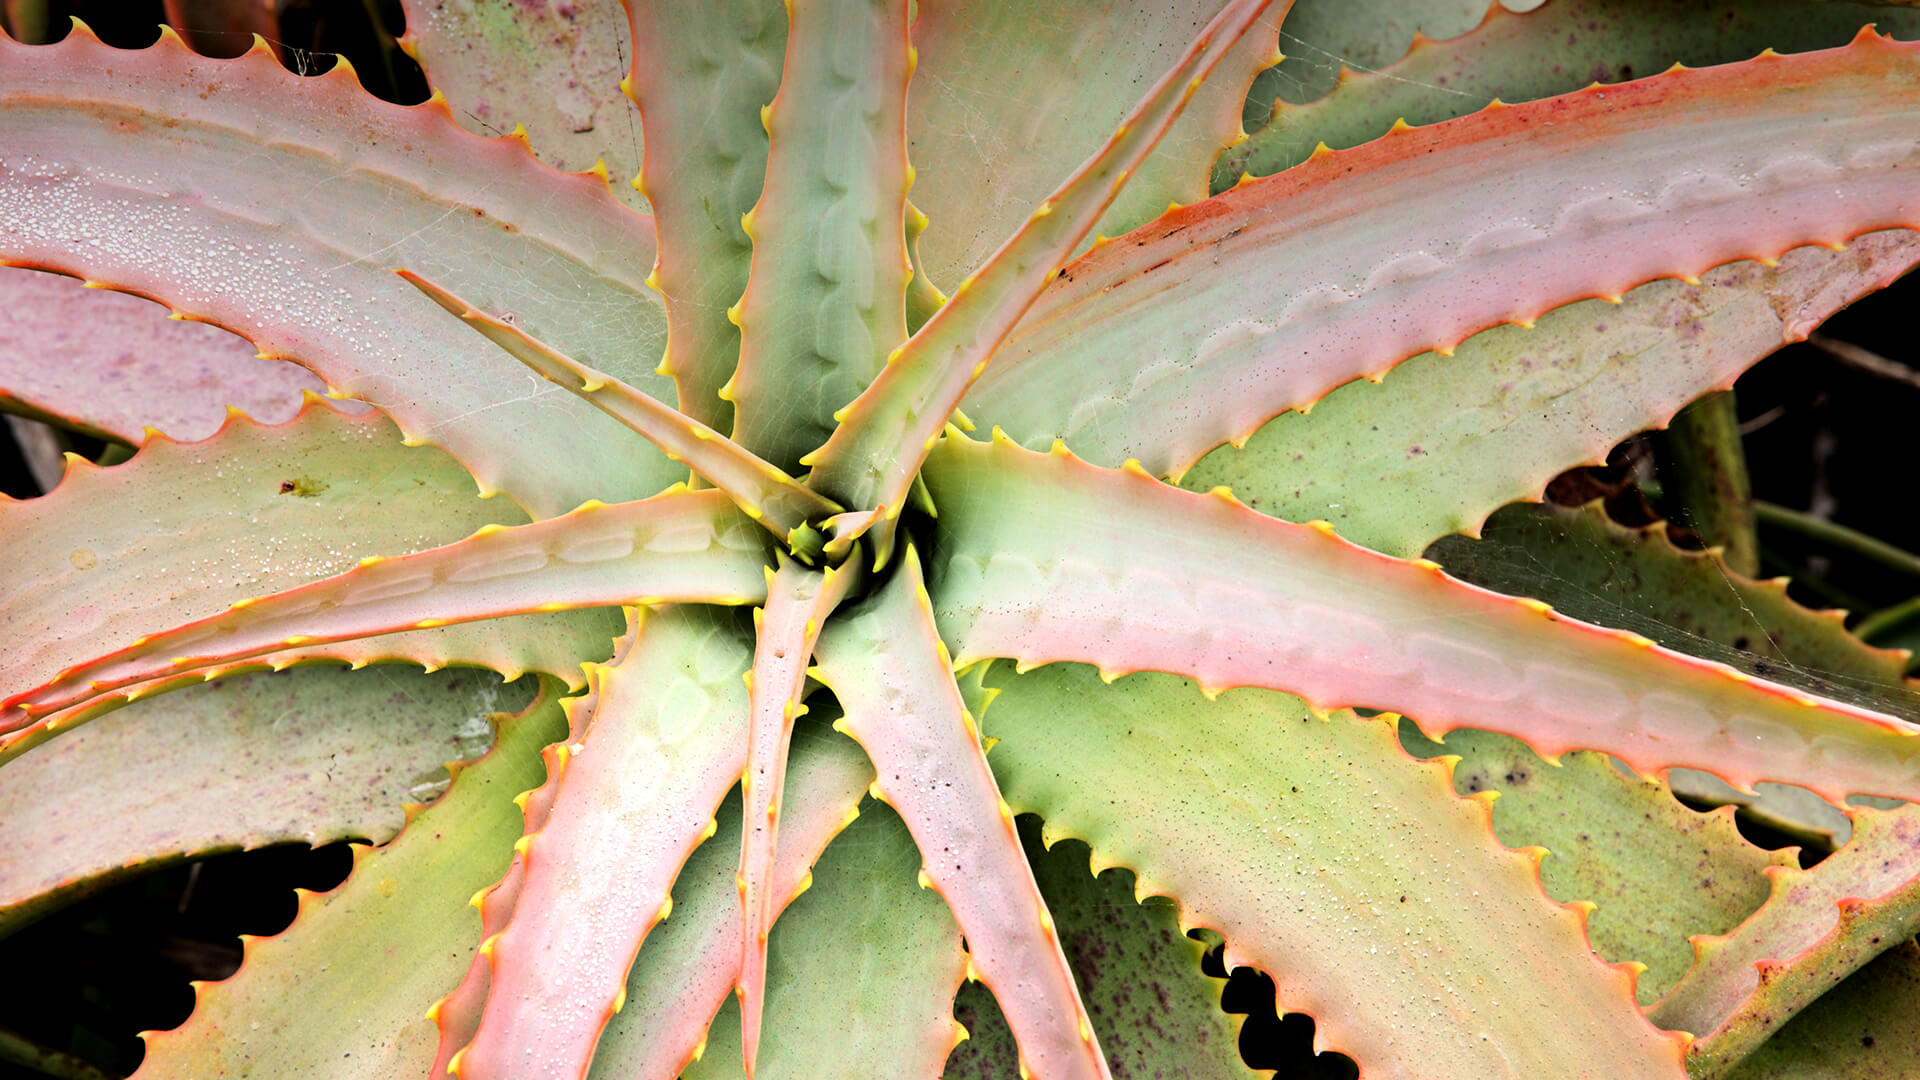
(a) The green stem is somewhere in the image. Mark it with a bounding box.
[1855,594,1920,644]
[0,1029,116,1080]
[1658,391,1759,576]
[1755,502,1920,581]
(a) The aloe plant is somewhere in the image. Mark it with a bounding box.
[5,0,1920,1077]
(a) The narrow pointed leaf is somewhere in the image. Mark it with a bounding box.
[1222,0,1920,184]
[134,684,567,1079]
[0,401,619,707]
[0,266,339,443]
[922,435,1920,803]
[2,488,767,726]
[401,270,840,542]
[0,665,530,935]
[964,35,1920,479]
[726,0,913,471]
[0,27,680,515]
[1177,230,1920,557]
[817,548,1111,1080]
[976,662,1687,1078]
[592,714,878,1078]
[1651,805,1920,1071]
[908,0,1284,288]
[623,0,786,430]
[804,0,1276,558]
[398,0,645,208]
[455,607,752,1080]
[736,558,859,1072]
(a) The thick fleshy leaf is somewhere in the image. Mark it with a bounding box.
[806,0,1277,560]
[963,35,1920,480]
[817,549,1110,1080]
[1431,501,1917,842]
[683,798,966,1080]
[401,270,839,543]
[0,401,618,710]
[398,0,644,208]
[591,713,880,1078]
[906,0,1284,289]
[0,265,339,443]
[623,0,785,430]
[2,486,767,726]
[0,27,680,515]
[1651,806,1920,1066]
[0,665,530,935]
[1397,726,1793,1005]
[735,560,858,1072]
[134,682,567,1079]
[1223,0,1920,183]
[455,607,751,1080]
[944,817,1253,1080]
[1723,942,1920,1080]
[725,0,912,472]
[922,434,1920,803]
[1179,231,1920,557]
[977,662,1687,1078]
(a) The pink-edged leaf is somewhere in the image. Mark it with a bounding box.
[0,26,682,515]
[595,716,875,1077]
[396,0,642,207]
[734,557,859,1074]
[0,400,618,721]
[920,433,1920,804]
[0,266,347,443]
[802,0,1278,561]
[0,488,768,728]
[622,0,786,431]
[724,0,913,472]
[400,269,840,547]
[452,606,752,1080]
[1651,805,1920,1076]
[815,546,1110,1080]
[427,623,638,1080]
[161,1,281,59]
[963,32,1920,478]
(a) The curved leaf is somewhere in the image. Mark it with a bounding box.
[0,28,679,515]
[976,661,1686,1079]
[964,36,1920,479]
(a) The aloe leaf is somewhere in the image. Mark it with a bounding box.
[816,547,1110,1080]
[976,662,1688,1077]
[0,266,337,443]
[1224,0,1920,184]
[1397,727,1794,1005]
[944,817,1253,1080]
[964,36,1920,482]
[1179,230,1920,558]
[724,0,913,472]
[0,487,767,727]
[682,797,968,1080]
[623,0,785,431]
[451,607,750,1080]
[734,558,859,1072]
[0,664,530,936]
[1722,941,1920,1080]
[134,681,567,1079]
[907,0,1284,289]
[1431,500,1917,843]
[1650,805,1920,1073]
[922,434,1920,803]
[401,269,840,543]
[592,713,878,1078]
[397,0,645,209]
[806,0,1276,561]
[0,401,619,713]
[0,27,680,515]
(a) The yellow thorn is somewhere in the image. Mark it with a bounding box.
[1518,598,1553,615]
[918,868,934,890]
